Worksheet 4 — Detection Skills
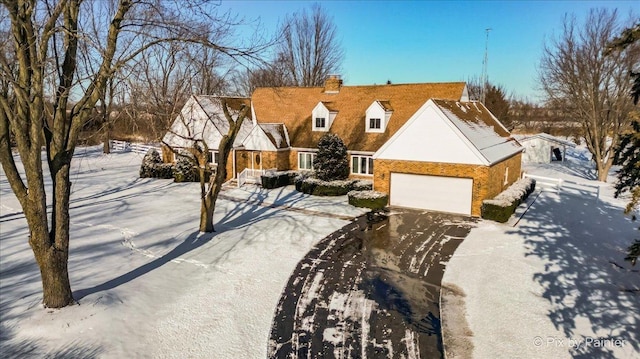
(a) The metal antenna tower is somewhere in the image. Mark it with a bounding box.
[481,28,492,104]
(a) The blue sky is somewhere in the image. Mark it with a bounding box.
[218,1,637,102]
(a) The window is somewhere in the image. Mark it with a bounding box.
[207,151,219,164]
[369,118,381,129]
[298,152,316,170]
[504,167,509,185]
[315,117,326,128]
[351,155,374,175]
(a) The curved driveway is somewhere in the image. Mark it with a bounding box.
[268,209,476,358]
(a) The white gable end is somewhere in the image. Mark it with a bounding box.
[242,125,277,151]
[162,95,253,150]
[163,97,222,148]
[374,101,485,165]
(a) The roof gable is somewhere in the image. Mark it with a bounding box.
[431,99,522,164]
[162,95,253,149]
[242,123,290,151]
[374,99,522,165]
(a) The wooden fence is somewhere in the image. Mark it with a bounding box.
[109,140,160,155]
[522,173,601,201]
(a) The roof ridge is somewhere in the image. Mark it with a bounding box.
[253,81,466,91]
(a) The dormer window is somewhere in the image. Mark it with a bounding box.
[312,102,337,131]
[365,101,392,133]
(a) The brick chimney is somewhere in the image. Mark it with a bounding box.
[323,74,342,93]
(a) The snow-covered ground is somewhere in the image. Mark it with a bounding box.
[442,146,640,358]
[0,146,366,358]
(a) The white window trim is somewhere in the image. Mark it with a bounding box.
[369,117,381,130]
[314,117,326,129]
[208,150,219,165]
[504,167,509,185]
[298,152,316,171]
[351,155,374,176]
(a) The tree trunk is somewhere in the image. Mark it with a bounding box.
[200,171,223,233]
[33,240,74,308]
[31,157,75,308]
[597,158,613,182]
[199,183,215,232]
[103,126,111,154]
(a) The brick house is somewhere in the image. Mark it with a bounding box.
[163,76,522,216]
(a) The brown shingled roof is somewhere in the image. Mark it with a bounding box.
[251,82,466,152]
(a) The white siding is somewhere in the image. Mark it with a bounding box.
[374,104,484,165]
[521,138,552,163]
[242,125,277,151]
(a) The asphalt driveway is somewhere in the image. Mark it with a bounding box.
[268,209,476,358]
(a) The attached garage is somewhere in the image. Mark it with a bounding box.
[373,99,524,217]
[390,173,473,215]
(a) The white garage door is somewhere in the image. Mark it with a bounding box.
[390,173,473,215]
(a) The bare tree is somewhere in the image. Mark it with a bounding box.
[197,99,249,232]
[162,98,249,232]
[278,3,344,86]
[539,9,639,181]
[238,53,293,95]
[0,0,265,308]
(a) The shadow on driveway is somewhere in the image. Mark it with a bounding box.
[268,209,476,358]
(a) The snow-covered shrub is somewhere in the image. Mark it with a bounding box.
[350,180,373,191]
[348,190,388,209]
[261,170,298,189]
[481,178,536,223]
[154,164,175,179]
[313,134,349,181]
[140,149,174,179]
[296,178,355,196]
[294,171,314,191]
[173,151,198,183]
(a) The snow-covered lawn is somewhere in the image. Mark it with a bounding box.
[0,147,366,358]
[442,146,640,358]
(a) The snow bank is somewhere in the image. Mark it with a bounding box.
[483,177,536,207]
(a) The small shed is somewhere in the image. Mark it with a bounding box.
[514,133,576,163]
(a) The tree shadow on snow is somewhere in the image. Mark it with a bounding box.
[509,191,640,358]
[0,321,103,359]
[73,230,212,301]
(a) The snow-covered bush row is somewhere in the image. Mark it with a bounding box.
[140,149,174,179]
[481,178,536,223]
[347,190,387,200]
[347,190,388,209]
[293,177,373,196]
[261,171,298,189]
[351,180,373,191]
[296,177,353,196]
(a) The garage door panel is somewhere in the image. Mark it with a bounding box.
[390,173,472,215]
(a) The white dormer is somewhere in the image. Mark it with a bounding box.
[312,102,337,131]
[365,100,393,133]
